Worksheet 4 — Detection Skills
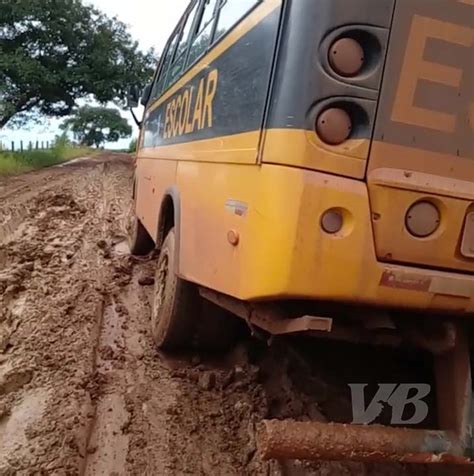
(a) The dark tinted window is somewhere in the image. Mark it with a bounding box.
[187,0,219,67]
[215,0,259,41]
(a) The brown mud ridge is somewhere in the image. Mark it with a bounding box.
[0,155,438,475]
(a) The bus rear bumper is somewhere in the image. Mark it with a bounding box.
[235,165,474,314]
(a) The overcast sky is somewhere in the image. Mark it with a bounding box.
[1,0,190,150]
[89,0,190,53]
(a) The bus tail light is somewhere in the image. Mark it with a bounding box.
[323,28,383,82]
[316,108,352,145]
[321,209,344,234]
[329,38,365,77]
[405,201,441,238]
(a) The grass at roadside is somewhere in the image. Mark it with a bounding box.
[0,145,94,176]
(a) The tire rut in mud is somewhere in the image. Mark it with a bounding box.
[0,156,132,474]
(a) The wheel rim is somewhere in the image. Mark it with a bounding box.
[153,252,169,325]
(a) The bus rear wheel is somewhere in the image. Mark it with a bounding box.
[151,228,238,352]
[128,212,154,256]
[151,228,197,350]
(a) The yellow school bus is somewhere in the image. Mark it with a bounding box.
[128,0,474,467]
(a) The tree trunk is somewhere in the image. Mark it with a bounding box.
[0,114,14,129]
[0,97,40,129]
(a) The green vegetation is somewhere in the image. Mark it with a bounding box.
[0,136,93,175]
[61,106,132,148]
[128,137,138,153]
[1,0,156,128]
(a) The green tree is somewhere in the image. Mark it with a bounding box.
[53,131,72,148]
[0,0,156,128]
[128,137,138,153]
[61,106,132,148]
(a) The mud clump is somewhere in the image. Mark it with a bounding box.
[159,339,428,476]
[137,275,154,286]
[0,368,33,396]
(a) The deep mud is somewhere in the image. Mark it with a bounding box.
[0,155,445,475]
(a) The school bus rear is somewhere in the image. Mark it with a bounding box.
[169,0,474,312]
[133,0,474,467]
[255,0,474,465]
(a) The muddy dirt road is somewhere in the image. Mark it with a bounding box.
[0,155,435,475]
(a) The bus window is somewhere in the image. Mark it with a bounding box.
[152,32,179,99]
[167,1,199,86]
[186,0,219,68]
[199,0,219,33]
[214,0,260,41]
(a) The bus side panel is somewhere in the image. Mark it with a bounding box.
[176,162,266,294]
[176,162,304,298]
[135,158,177,241]
[169,1,283,286]
[136,0,283,244]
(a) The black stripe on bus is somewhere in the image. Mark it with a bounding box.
[142,7,281,149]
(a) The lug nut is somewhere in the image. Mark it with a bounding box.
[329,37,365,77]
[316,108,352,145]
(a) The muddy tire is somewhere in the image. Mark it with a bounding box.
[151,228,238,352]
[128,213,154,256]
[151,228,198,350]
